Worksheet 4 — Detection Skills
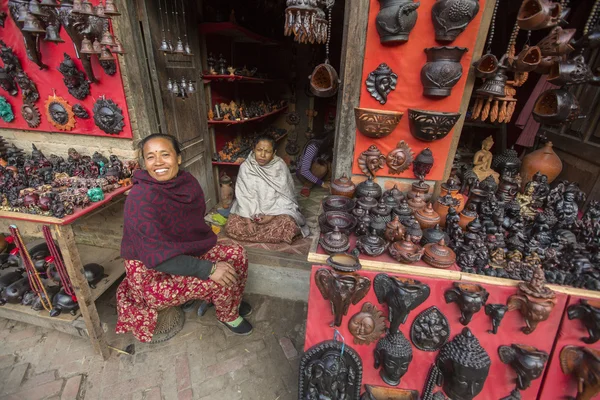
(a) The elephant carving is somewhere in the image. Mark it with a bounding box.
[315,268,371,327]
[373,274,430,333]
[568,299,600,344]
[560,346,600,400]
[498,344,548,390]
[507,292,557,334]
[444,282,489,325]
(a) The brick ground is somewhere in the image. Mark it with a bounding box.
[0,291,307,400]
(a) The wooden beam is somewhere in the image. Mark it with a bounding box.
[434,0,498,196]
[53,225,110,360]
[332,0,370,179]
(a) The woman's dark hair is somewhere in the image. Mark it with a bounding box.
[316,130,335,160]
[139,133,182,157]
[253,134,276,150]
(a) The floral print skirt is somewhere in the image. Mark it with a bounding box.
[115,243,248,342]
[225,214,300,244]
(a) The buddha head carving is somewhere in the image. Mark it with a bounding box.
[374,331,413,386]
[93,97,125,135]
[437,327,491,400]
[348,302,385,345]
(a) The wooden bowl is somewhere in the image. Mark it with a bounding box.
[354,107,403,138]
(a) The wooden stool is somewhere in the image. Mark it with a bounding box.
[150,307,185,344]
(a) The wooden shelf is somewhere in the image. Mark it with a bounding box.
[198,22,279,45]
[202,74,275,84]
[0,245,124,333]
[212,133,288,166]
[208,106,288,126]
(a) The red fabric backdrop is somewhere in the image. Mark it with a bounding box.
[305,266,568,399]
[0,0,132,139]
[353,0,487,180]
[538,295,600,400]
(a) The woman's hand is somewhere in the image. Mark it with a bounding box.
[246,218,257,234]
[256,215,275,225]
[321,181,330,189]
[210,261,238,288]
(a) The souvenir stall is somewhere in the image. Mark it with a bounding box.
[304,0,600,399]
[0,0,138,359]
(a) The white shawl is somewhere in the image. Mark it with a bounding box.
[230,152,309,237]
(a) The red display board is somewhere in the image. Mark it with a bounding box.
[353,0,487,180]
[305,266,568,399]
[539,295,600,400]
[0,0,132,139]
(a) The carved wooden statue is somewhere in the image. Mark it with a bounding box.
[315,268,371,327]
[560,346,600,400]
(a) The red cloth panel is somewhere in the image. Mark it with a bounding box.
[538,295,600,400]
[353,0,487,180]
[305,266,568,399]
[0,0,132,139]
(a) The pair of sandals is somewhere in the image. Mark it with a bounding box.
[181,299,253,335]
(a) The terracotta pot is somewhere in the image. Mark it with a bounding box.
[533,89,581,126]
[422,239,456,269]
[384,216,406,242]
[421,47,467,97]
[472,53,499,78]
[510,46,542,73]
[354,107,403,139]
[517,0,561,31]
[433,201,450,228]
[458,207,477,231]
[357,230,388,256]
[371,199,392,223]
[440,182,465,213]
[407,195,426,212]
[357,196,378,212]
[331,174,356,198]
[319,226,350,255]
[431,0,480,43]
[537,27,576,57]
[534,56,560,74]
[322,195,356,213]
[356,176,383,199]
[415,203,441,229]
[408,109,460,142]
[389,235,424,263]
[520,141,563,185]
[407,180,431,202]
[318,211,357,235]
[309,63,340,98]
[421,224,450,246]
[548,55,600,86]
[376,0,420,44]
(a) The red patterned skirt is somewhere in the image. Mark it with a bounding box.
[225,214,300,244]
[115,243,248,342]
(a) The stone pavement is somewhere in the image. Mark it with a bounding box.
[0,291,307,400]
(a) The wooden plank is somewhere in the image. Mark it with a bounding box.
[0,304,86,337]
[435,0,498,196]
[332,0,370,179]
[53,225,110,360]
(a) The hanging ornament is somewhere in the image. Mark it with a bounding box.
[571,0,600,50]
[386,141,414,175]
[93,95,125,134]
[21,103,41,127]
[45,92,76,131]
[309,1,339,97]
[180,0,193,55]
[284,0,329,44]
[0,96,14,122]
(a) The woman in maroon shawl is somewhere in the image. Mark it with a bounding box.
[116,134,252,342]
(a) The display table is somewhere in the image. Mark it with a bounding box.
[0,185,131,360]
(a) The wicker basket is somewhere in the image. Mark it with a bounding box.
[150,307,185,344]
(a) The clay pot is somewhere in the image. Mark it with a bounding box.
[352,205,368,219]
[392,200,414,224]
[534,56,560,74]
[326,250,362,272]
[331,174,356,198]
[405,221,423,244]
[309,62,340,98]
[458,207,477,231]
[472,53,499,78]
[376,0,420,44]
[83,263,105,289]
[548,55,600,86]
[421,224,450,246]
[370,215,388,237]
[357,196,378,212]
[371,198,392,223]
[407,195,426,212]
[433,201,451,228]
[537,27,576,57]
[475,65,508,98]
[423,239,456,269]
[407,180,431,202]
[520,141,563,185]
[431,0,480,43]
[356,229,388,256]
[533,89,581,126]
[318,211,357,235]
[421,47,468,97]
[415,203,441,229]
[384,184,405,203]
[408,109,460,142]
[354,107,403,139]
[382,193,400,209]
[322,195,356,213]
[320,227,351,255]
[517,0,561,31]
[510,46,542,73]
[356,176,383,199]
[440,181,465,212]
[465,187,488,214]
[384,216,406,242]
[389,235,424,263]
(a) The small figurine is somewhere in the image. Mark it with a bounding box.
[489,247,506,269]
[485,303,508,334]
[207,53,216,74]
[472,136,499,184]
[516,183,537,221]
[555,188,579,229]
[217,54,228,75]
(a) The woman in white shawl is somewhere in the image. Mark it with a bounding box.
[225,135,309,244]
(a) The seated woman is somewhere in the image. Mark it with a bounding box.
[296,130,334,197]
[116,134,252,343]
[225,134,309,244]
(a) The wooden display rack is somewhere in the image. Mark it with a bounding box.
[0,185,131,360]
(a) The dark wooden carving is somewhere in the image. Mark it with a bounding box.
[485,303,508,334]
[360,385,419,400]
[348,302,386,345]
[560,346,600,400]
[568,299,600,344]
[315,268,371,327]
[498,344,548,390]
[374,331,413,386]
[444,282,489,325]
[411,306,450,351]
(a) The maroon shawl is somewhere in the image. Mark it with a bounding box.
[121,170,217,268]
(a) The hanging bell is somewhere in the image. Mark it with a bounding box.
[95,4,108,18]
[80,36,95,54]
[184,43,193,56]
[99,47,114,61]
[171,80,180,94]
[112,37,125,54]
[44,24,65,43]
[167,40,174,52]
[100,30,116,46]
[40,0,61,7]
[22,13,46,35]
[167,78,173,92]
[29,0,49,17]
[17,5,29,22]
[180,77,187,91]
[475,65,508,98]
[187,81,196,94]
[92,38,102,54]
[104,0,121,16]
[160,38,170,52]
[80,0,95,16]
[71,0,83,14]
[173,38,186,54]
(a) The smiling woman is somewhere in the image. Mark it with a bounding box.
[115,134,254,342]
[225,134,309,244]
